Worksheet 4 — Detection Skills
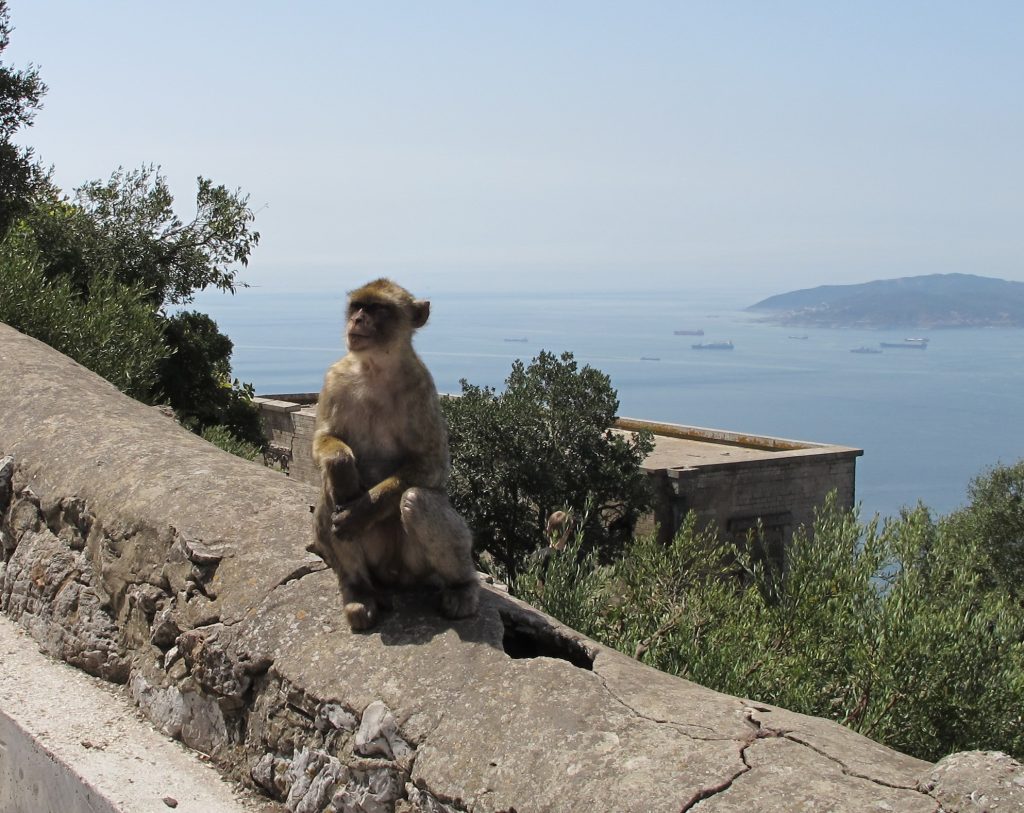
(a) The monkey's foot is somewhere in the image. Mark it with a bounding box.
[440,581,480,619]
[306,539,340,571]
[344,599,379,631]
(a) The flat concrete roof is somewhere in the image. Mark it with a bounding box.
[254,396,863,474]
[615,417,862,473]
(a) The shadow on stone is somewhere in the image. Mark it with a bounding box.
[374,590,495,648]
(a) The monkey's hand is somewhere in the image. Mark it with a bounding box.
[332,475,406,536]
[331,494,373,536]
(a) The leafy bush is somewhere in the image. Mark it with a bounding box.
[0,242,167,399]
[159,310,264,447]
[520,491,1024,762]
[442,350,654,580]
[943,460,1024,599]
[200,424,262,461]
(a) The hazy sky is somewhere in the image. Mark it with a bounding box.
[7,2,1023,295]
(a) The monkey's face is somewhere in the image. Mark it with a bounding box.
[344,279,431,354]
[346,298,402,352]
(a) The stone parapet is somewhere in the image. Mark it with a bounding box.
[2,322,1021,812]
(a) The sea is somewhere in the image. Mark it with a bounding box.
[192,286,1024,523]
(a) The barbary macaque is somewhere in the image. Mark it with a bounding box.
[308,278,479,630]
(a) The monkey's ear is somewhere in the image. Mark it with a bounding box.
[411,299,430,328]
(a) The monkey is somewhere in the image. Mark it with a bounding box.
[308,278,479,631]
[545,509,575,549]
[531,509,576,591]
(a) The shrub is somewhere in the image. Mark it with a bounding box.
[943,460,1024,600]
[0,242,167,400]
[159,310,264,447]
[200,424,262,461]
[523,493,1024,762]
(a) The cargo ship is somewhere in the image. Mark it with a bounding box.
[692,340,734,350]
[880,338,928,349]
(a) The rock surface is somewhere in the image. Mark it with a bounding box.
[2,321,1022,812]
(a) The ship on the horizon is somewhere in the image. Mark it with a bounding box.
[692,340,734,350]
[851,346,883,354]
[880,338,929,349]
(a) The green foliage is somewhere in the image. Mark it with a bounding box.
[0,241,167,399]
[442,350,654,580]
[160,311,264,446]
[524,492,1024,762]
[0,1,47,237]
[200,424,262,462]
[943,460,1024,599]
[2,166,262,449]
[72,166,259,306]
[16,167,259,309]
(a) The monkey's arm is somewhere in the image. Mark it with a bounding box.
[312,430,355,467]
[331,461,428,535]
[313,430,362,506]
[332,440,447,535]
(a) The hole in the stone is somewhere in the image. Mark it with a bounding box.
[500,614,594,670]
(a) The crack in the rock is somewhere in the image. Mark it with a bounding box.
[744,709,930,797]
[407,778,470,813]
[591,666,724,740]
[273,561,327,590]
[678,746,753,811]
[782,732,924,793]
[677,710,795,811]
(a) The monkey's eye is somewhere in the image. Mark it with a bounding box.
[350,301,390,316]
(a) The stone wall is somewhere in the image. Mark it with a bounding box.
[2,322,1022,813]
[256,397,319,485]
[664,451,858,561]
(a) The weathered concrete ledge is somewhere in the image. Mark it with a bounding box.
[0,613,274,813]
[2,322,1022,812]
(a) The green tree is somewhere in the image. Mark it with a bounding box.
[5,171,262,449]
[943,460,1024,599]
[159,310,264,446]
[442,350,654,580]
[0,0,47,237]
[0,5,261,457]
[72,165,259,306]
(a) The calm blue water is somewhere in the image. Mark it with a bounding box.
[193,288,1024,522]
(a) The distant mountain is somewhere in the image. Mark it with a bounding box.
[747,274,1024,328]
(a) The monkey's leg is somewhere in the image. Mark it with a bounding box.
[310,497,382,631]
[400,488,479,619]
[331,532,381,631]
[338,572,380,632]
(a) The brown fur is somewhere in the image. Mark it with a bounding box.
[308,279,478,630]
